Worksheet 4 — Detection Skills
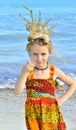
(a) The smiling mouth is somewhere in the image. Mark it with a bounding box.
[38,62,42,64]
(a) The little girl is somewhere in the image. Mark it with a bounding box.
[15,6,76,130]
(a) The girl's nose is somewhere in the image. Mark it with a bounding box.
[38,55,42,60]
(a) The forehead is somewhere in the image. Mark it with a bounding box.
[30,44,49,53]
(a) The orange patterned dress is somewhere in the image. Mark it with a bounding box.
[25,66,66,130]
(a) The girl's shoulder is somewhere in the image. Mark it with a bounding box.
[54,66,74,85]
[52,65,65,79]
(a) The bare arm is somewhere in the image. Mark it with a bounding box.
[15,62,35,95]
[55,67,76,105]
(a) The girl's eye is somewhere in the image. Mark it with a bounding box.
[41,53,46,56]
[33,53,37,55]
[32,53,46,56]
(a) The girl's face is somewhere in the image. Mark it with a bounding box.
[30,44,51,68]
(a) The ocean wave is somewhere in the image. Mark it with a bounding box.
[0,83,15,90]
[0,32,27,41]
[0,72,18,90]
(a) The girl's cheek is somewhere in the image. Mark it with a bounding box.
[32,57,37,62]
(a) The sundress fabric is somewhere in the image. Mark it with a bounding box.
[25,66,66,130]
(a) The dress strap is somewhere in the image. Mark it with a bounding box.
[29,70,34,80]
[50,65,54,80]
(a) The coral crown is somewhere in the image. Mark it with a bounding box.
[19,5,56,43]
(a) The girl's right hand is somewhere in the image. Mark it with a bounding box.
[22,62,35,73]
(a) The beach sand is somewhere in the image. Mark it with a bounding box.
[0,89,76,130]
[0,111,26,130]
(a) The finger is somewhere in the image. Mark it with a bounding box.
[27,62,35,67]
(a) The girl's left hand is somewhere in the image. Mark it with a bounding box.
[56,98,63,106]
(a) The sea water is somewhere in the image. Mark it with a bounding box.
[0,0,76,129]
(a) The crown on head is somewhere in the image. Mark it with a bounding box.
[19,5,56,43]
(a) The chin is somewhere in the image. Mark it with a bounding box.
[37,64,45,68]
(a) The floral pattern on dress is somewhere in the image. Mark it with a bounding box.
[25,66,66,130]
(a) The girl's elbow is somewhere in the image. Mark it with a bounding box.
[71,81,76,90]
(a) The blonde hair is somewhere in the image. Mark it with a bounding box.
[26,37,54,55]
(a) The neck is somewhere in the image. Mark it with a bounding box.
[34,65,48,71]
